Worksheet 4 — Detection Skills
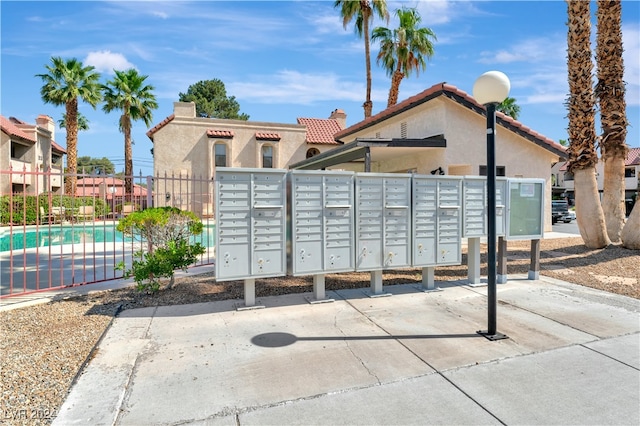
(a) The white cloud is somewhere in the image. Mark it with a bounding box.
[84,50,135,74]
[228,70,375,105]
[479,37,565,64]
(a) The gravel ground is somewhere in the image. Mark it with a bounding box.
[1,236,638,425]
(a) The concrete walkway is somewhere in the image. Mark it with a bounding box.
[53,274,639,425]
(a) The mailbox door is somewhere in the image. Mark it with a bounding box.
[383,176,411,268]
[412,177,437,266]
[252,171,287,277]
[463,178,486,237]
[356,176,384,270]
[324,173,355,272]
[495,178,507,236]
[215,171,252,280]
[290,173,324,275]
[437,178,462,265]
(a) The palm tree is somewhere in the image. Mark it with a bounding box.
[372,7,436,108]
[335,0,389,118]
[566,0,610,248]
[36,57,102,195]
[596,0,629,244]
[102,69,158,196]
[497,97,521,120]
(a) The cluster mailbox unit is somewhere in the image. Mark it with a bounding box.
[215,168,288,306]
[214,167,545,308]
[287,170,356,301]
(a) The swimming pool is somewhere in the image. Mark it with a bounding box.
[0,224,216,252]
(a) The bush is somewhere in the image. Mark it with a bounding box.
[0,194,110,225]
[116,207,206,292]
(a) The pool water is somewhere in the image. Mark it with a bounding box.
[0,225,216,252]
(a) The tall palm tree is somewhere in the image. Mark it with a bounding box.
[372,7,436,108]
[596,0,629,243]
[335,0,389,118]
[496,97,521,120]
[36,57,102,195]
[102,69,158,196]
[566,0,610,248]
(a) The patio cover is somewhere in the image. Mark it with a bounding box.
[288,135,446,171]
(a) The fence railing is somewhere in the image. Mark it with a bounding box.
[0,168,215,298]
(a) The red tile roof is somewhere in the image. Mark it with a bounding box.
[146,114,175,140]
[1,115,34,142]
[51,140,66,154]
[626,147,640,166]
[1,115,66,153]
[297,117,342,145]
[207,129,234,138]
[255,132,281,141]
[335,82,567,157]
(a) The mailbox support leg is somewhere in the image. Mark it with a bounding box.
[306,274,334,304]
[497,237,508,284]
[367,270,390,297]
[528,239,541,280]
[235,278,264,311]
[467,237,482,286]
[416,266,442,292]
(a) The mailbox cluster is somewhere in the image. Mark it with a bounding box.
[215,168,544,285]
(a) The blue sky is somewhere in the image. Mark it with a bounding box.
[2,0,639,176]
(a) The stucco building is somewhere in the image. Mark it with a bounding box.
[1,114,66,195]
[147,82,567,229]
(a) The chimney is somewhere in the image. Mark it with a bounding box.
[36,114,55,140]
[174,101,196,118]
[329,109,347,130]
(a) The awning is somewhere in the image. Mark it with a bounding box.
[289,135,446,171]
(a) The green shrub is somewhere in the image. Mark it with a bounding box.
[116,207,206,292]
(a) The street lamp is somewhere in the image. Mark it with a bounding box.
[473,71,510,341]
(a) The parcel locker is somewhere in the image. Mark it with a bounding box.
[413,175,463,267]
[215,168,287,281]
[462,176,507,238]
[355,173,412,271]
[288,170,355,275]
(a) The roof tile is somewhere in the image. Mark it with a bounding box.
[207,129,234,138]
[255,132,281,141]
[626,147,640,166]
[146,114,175,139]
[297,117,342,144]
[1,115,35,142]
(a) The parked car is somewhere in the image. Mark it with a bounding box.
[566,210,576,222]
[552,200,572,224]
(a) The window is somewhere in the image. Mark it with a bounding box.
[625,168,636,178]
[262,145,273,168]
[479,165,506,176]
[214,144,227,167]
[564,172,574,181]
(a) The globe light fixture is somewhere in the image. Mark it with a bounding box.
[473,71,510,341]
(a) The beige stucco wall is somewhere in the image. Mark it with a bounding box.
[153,102,339,178]
[335,97,561,232]
[151,102,341,214]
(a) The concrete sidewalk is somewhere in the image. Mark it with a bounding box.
[54,275,639,425]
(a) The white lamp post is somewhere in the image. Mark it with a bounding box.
[473,71,510,341]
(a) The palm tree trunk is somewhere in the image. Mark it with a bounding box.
[602,156,626,241]
[620,201,640,249]
[124,117,133,199]
[596,0,628,242]
[387,69,404,107]
[64,99,78,196]
[574,169,610,248]
[567,0,610,249]
[363,9,373,118]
